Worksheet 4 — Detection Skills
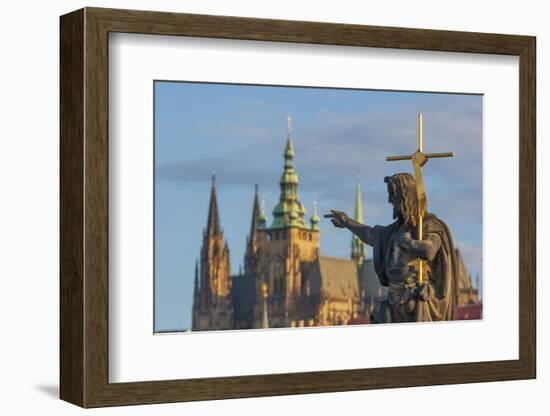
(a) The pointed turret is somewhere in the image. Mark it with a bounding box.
[245,185,261,274]
[271,115,307,229]
[206,173,221,237]
[249,184,260,241]
[310,199,320,230]
[351,175,365,265]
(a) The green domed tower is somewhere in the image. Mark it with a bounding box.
[271,115,308,229]
[251,115,320,329]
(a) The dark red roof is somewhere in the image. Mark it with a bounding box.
[347,316,371,325]
[456,304,483,320]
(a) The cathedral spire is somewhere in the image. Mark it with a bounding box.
[194,173,233,330]
[206,173,221,237]
[272,115,307,229]
[351,174,365,265]
[245,185,261,274]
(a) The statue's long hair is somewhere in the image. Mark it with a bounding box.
[384,173,419,227]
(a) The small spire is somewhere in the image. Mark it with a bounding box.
[249,184,260,237]
[310,199,320,230]
[351,174,365,265]
[284,114,295,160]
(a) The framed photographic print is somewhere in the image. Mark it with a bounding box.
[60,7,536,408]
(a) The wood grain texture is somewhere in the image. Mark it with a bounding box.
[59,8,84,407]
[518,38,536,376]
[59,7,537,408]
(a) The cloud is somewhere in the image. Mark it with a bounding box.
[157,157,278,188]
[157,88,483,252]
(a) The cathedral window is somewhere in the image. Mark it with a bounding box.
[273,274,280,294]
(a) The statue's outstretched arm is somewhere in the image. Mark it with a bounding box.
[345,217,375,246]
[324,210,375,246]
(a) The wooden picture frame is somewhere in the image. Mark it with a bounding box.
[60,7,536,408]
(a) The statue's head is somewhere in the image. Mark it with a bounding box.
[384,173,418,226]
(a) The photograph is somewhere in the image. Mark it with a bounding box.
[53,4,537,410]
[154,81,483,333]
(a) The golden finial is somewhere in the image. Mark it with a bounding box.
[261,282,269,299]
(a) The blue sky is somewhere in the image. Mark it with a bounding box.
[154,81,483,332]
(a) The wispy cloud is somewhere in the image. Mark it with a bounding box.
[158,93,482,228]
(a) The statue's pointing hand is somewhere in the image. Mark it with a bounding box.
[324,210,350,228]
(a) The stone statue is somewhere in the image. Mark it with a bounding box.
[325,172,459,323]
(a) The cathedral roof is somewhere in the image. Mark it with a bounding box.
[304,256,360,300]
[358,259,382,292]
[455,248,472,289]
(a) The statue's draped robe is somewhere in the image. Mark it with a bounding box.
[371,213,459,322]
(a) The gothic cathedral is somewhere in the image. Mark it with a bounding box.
[191,117,479,331]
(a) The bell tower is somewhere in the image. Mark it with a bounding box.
[192,174,233,331]
[254,115,319,328]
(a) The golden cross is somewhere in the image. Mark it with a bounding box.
[386,113,454,283]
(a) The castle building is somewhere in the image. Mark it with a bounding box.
[191,117,478,331]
